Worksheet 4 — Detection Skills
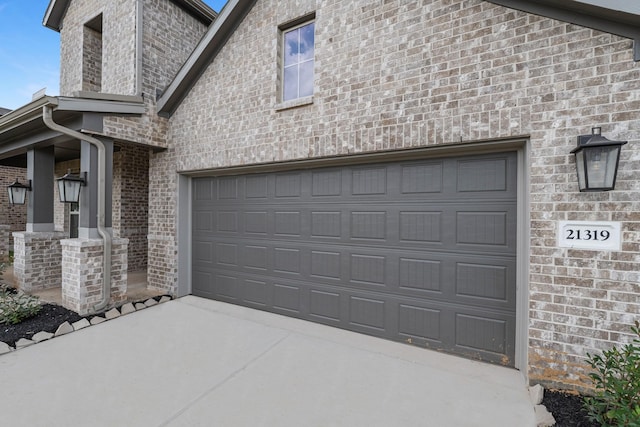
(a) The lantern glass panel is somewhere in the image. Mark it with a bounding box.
[584,145,619,190]
[8,186,27,205]
[575,150,586,191]
[58,178,82,203]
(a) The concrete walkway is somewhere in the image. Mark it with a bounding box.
[0,296,536,426]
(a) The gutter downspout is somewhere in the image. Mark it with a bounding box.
[42,105,112,312]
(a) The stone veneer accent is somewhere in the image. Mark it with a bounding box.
[13,232,66,291]
[152,0,640,391]
[61,238,128,315]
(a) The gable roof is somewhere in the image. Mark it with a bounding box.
[43,0,217,31]
[158,0,640,117]
[0,107,10,117]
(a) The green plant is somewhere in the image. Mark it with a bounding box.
[0,287,42,325]
[583,321,640,426]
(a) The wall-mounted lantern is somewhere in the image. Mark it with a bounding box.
[571,127,627,192]
[57,170,86,203]
[7,179,31,205]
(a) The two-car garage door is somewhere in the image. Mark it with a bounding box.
[192,152,517,365]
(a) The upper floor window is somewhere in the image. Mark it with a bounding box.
[282,21,315,102]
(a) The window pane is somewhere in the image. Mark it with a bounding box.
[282,21,314,101]
[284,29,299,67]
[299,60,314,97]
[298,23,314,62]
[283,65,299,101]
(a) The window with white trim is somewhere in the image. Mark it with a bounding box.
[282,21,315,102]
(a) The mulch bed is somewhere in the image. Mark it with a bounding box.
[1,303,85,347]
[542,389,598,427]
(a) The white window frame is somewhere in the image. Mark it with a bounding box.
[281,20,315,102]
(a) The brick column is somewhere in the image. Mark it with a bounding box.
[13,231,66,291]
[61,238,128,315]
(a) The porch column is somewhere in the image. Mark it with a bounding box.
[27,147,54,232]
[13,147,66,291]
[61,137,126,314]
[79,138,113,237]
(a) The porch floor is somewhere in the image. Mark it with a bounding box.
[2,265,164,306]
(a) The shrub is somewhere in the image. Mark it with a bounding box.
[0,286,42,325]
[583,321,640,426]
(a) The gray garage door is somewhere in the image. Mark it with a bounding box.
[192,152,518,365]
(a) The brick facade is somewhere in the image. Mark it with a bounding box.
[113,143,149,271]
[146,0,640,391]
[13,231,66,291]
[61,238,128,315]
[0,166,27,248]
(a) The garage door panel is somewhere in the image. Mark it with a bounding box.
[273,283,301,314]
[398,304,442,343]
[348,296,386,331]
[242,279,269,307]
[192,152,517,366]
[309,289,341,322]
[400,162,444,194]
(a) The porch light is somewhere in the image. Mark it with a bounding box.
[571,127,627,192]
[7,179,31,205]
[57,170,86,203]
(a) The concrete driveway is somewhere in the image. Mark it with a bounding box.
[0,296,536,426]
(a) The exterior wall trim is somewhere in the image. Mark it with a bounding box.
[515,142,531,377]
[180,137,529,177]
[177,173,192,297]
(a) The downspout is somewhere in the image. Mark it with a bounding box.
[42,105,112,312]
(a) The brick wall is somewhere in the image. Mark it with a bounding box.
[113,143,149,271]
[101,0,210,148]
[0,166,27,249]
[59,0,208,149]
[150,0,640,390]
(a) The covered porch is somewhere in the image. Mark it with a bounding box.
[0,93,157,315]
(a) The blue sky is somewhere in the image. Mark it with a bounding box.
[0,0,227,111]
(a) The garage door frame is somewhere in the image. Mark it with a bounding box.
[176,138,530,374]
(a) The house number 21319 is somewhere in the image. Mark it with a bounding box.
[565,229,610,241]
[558,221,621,251]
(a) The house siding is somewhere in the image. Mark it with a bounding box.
[153,0,640,391]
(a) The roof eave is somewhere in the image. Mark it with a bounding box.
[0,97,59,134]
[0,94,145,138]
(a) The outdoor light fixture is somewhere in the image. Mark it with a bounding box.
[57,169,86,203]
[7,179,31,205]
[571,127,627,192]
